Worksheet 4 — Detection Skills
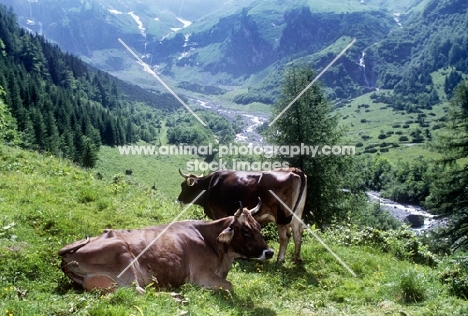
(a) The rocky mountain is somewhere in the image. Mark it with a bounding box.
[1,0,467,108]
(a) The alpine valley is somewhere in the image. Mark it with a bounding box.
[2,0,466,100]
[2,1,468,315]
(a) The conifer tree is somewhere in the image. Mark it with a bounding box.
[44,111,61,155]
[265,65,356,227]
[80,135,99,168]
[0,86,20,145]
[426,81,468,251]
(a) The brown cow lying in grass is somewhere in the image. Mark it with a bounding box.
[58,200,273,293]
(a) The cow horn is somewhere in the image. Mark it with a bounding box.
[234,201,243,218]
[249,198,262,216]
[179,169,189,179]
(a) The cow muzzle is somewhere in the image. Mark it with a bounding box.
[258,248,274,261]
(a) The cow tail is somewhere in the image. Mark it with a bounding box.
[291,169,307,217]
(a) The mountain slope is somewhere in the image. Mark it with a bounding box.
[2,0,468,161]
[0,4,181,166]
[368,0,468,110]
[0,0,429,98]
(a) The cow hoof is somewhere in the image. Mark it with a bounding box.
[171,292,189,305]
[136,286,146,295]
[222,289,233,299]
[293,257,303,264]
[276,258,285,264]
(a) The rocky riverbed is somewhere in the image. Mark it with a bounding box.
[366,191,442,231]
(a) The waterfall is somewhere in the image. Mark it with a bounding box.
[359,51,370,87]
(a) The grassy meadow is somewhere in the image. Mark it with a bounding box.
[1,143,467,315]
[336,89,447,162]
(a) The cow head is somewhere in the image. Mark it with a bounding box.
[217,199,274,261]
[178,169,206,204]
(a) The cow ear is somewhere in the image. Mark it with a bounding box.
[217,227,234,244]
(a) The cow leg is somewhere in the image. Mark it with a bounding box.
[291,218,304,263]
[195,272,233,291]
[82,273,146,294]
[276,224,291,263]
[82,274,117,292]
[116,261,147,294]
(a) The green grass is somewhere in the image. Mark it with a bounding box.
[1,143,467,315]
[337,90,447,162]
[94,145,194,198]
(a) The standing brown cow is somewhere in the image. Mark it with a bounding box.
[178,168,307,263]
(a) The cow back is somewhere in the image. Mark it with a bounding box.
[205,169,305,225]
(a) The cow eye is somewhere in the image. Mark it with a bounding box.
[241,227,251,237]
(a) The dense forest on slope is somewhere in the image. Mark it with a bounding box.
[368,0,468,112]
[0,5,185,167]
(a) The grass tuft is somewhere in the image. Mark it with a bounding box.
[399,269,427,303]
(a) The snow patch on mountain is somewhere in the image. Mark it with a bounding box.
[108,9,123,15]
[393,13,403,27]
[128,11,146,38]
[171,17,192,32]
[177,17,192,28]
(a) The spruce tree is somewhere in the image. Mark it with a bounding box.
[0,86,20,145]
[80,135,98,168]
[426,81,468,251]
[265,65,355,227]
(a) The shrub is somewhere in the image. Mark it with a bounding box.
[439,256,468,299]
[77,187,98,203]
[399,269,427,303]
[399,136,409,141]
[261,222,279,242]
[378,134,387,140]
[324,227,437,267]
[365,144,378,150]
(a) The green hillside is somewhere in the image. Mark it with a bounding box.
[1,0,468,312]
[337,89,446,160]
[1,143,467,315]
